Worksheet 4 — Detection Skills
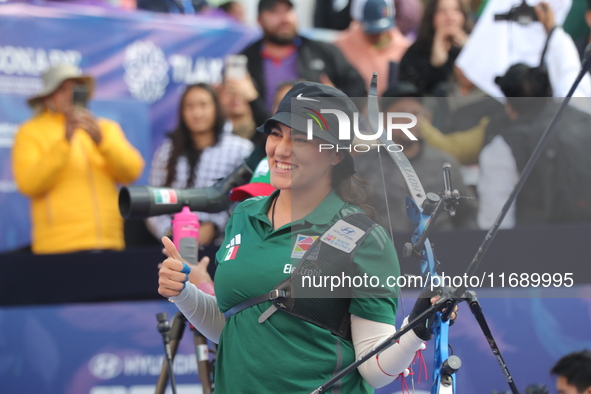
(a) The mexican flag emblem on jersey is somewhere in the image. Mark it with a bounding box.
[224,234,241,261]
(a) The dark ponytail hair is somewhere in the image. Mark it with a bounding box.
[164,83,226,187]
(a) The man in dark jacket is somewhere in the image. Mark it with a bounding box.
[242,0,367,112]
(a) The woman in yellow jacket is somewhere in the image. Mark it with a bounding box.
[12,64,144,254]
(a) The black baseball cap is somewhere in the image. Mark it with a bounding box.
[258,0,293,13]
[257,81,357,176]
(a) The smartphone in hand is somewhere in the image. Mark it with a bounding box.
[225,55,248,80]
[72,85,89,109]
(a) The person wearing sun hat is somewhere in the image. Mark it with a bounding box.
[26,64,95,110]
[158,81,456,393]
[12,64,144,254]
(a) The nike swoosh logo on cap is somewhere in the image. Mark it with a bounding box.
[296,93,319,102]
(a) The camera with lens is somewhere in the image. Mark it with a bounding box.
[494,0,539,26]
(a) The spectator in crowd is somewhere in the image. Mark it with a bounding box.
[434,65,502,134]
[399,0,472,96]
[418,65,503,165]
[551,349,591,394]
[477,64,548,230]
[146,83,253,250]
[218,80,257,140]
[12,64,144,254]
[335,0,411,96]
[314,0,423,38]
[477,64,591,229]
[354,83,478,233]
[392,0,425,38]
[457,1,590,99]
[421,2,589,166]
[241,0,366,112]
[218,72,270,160]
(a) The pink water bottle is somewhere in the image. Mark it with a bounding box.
[172,206,200,264]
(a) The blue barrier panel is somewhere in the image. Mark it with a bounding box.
[1,290,590,393]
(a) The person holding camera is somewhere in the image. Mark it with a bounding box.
[12,64,145,254]
[158,81,458,393]
[477,62,591,229]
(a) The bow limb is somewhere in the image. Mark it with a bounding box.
[367,73,438,280]
[367,73,453,394]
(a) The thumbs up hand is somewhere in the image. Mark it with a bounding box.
[158,236,192,298]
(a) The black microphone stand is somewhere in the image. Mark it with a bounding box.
[310,46,591,393]
[155,312,185,394]
[154,313,216,394]
[155,216,218,394]
[156,312,177,394]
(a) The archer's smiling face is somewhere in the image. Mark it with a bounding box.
[266,122,342,192]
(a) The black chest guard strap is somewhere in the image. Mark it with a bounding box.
[224,211,378,341]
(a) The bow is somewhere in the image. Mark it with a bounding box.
[309,72,526,394]
[368,73,459,394]
[368,49,590,390]
[312,49,591,390]
[308,74,463,394]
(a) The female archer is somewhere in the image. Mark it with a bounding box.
[158,81,456,393]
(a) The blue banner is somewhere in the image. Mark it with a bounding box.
[0,300,205,394]
[0,3,258,251]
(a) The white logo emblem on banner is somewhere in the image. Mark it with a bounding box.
[88,353,123,379]
[123,40,169,103]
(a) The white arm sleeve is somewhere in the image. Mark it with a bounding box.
[352,314,425,389]
[169,283,226,344]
